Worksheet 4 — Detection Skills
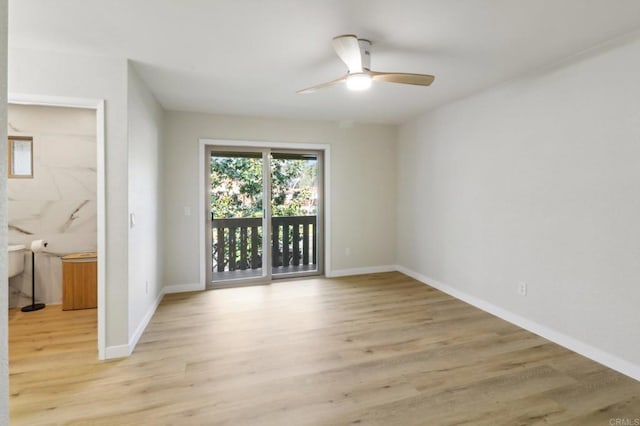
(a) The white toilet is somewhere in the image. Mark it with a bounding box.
[8,244,26,278]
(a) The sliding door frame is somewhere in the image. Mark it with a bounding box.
[199,139,331,289]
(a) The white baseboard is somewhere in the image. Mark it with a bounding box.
[125,289,166,358]
[104,288,171,360]
[328,265,398,278]
[104,344,131,359]
[396,265,640,382]
[164,283,204,294]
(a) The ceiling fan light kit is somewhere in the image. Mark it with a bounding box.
[298,34,435,94]
[346,73,372,91]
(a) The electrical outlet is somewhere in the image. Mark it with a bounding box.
[518,282,527,296]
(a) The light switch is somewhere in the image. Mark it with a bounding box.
[130,213,136,228]
[184,206,191,216]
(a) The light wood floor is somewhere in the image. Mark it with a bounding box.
[9,272,640,425]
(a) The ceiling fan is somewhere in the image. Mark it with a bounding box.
[297,34,435,94]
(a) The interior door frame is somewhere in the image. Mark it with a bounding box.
[199,139,331,289]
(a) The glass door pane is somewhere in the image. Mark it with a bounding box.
[270,152,320,277]
[210,151,265,283]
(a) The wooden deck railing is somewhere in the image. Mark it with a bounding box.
[211,215,317,273]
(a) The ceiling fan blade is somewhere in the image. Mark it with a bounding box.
[332,34,363,73]
[370,71,435,86]
[297,75,348,94]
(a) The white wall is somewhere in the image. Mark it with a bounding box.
[397,36,640,374]
[126,62,164,346]
[162,112,397,288]
[9,48,130,351]
[0,0,8,421]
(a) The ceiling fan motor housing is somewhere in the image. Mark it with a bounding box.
[358,38,371,71]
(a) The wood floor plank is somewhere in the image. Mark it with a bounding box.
[9,272,640,425]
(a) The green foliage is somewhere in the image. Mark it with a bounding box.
[270,158,317,217]
[211,156,317,218]
[210,157,263,218]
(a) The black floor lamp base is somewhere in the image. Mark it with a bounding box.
[21,303,46,312]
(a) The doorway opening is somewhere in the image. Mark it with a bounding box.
[7,94,106,359]
[205,145,325,288]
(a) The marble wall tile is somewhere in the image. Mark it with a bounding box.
[7,105,96,308]
[9,251,62,307]
[8,103,95,136]
[8,164,96,201]
[9,200,97,237]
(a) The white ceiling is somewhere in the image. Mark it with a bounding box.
[9,0,640,124]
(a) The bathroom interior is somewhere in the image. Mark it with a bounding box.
[7,103,97,327]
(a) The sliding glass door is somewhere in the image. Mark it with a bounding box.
[209,150,267,283]
[207,147,322,287]
[270,152,319,277]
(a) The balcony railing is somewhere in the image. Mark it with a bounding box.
[211,215,317,277]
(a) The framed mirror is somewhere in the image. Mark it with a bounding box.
[8,136,33,178]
